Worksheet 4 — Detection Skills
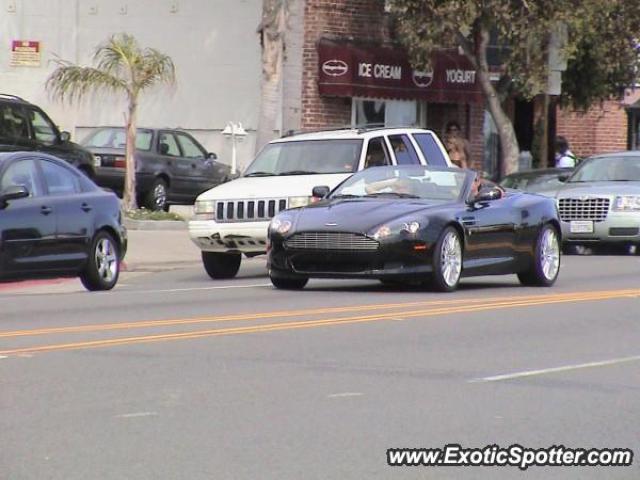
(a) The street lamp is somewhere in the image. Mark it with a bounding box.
[222,121,247,175]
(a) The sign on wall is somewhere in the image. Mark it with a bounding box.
[10,40,41,67]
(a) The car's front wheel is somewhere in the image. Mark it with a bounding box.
[429,226,462,292]
[79,230,120,291]
[270,274,308,290]
[202,252,241,279]
[518,224,560,287]
[144,178,169,211]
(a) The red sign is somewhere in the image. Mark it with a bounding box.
[317,39,483,104]
[10,40,41,67]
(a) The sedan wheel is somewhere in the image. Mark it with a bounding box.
[270,274,308,290]
[518,224,560,286]
[79,231,120,291]
[430,227,462,292]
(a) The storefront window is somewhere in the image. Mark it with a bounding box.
[352,99,423,128]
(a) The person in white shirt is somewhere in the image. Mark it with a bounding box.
[555,136,576,168]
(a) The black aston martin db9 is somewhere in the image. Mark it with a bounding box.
[0,151,127,291]
[267,166,561,292]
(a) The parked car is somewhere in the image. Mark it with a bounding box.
[0,151,127,291]
[81,126,230,211]
[0,94,95,176]
[189,127,453,279]
[555,151,640,249]
[500,167,572,194]
[267,165,561,292]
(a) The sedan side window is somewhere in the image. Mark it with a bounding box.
[158,132,181,157]
[0,159,42,197]
[363,137,391,168]
[40,160,80,196]
[176,133,206,159]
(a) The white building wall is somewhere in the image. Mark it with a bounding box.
[0,0,263,170]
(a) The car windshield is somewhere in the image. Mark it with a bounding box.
[569,156,640,182]
[331,166,468,202]
[244,139,362,176]
[501,172,563,191]
[81,128,153,151]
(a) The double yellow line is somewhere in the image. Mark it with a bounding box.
[1,289,638,356]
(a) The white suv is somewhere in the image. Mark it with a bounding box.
[189,127,452,279]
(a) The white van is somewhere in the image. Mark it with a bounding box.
[189,127,452,278]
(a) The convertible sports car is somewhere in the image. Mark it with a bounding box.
[267,166,561,291]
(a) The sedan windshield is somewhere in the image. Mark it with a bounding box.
[82,128,153,151]
[331,166,468,202]
[244,139,362,176]
[569,156,640,182]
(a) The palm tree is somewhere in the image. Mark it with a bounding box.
[46,33,176,211]
[256,0,289,152]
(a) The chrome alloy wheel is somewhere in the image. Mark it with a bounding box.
[441,230,462,287]
[153,182,167,209]
[95,236,118,284]
[540,228,560,281]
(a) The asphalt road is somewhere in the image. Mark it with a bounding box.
[1,254,639,479]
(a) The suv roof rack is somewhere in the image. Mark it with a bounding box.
[0,94,27,102]
[281,125,358,138]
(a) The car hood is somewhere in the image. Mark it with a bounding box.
[197,173,352,200]
[290,198,448,234]
[556,182,640,198]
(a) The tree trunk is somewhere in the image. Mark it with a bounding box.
[123,97,138,211]
[256,0,287,153]
[472,27,520,178]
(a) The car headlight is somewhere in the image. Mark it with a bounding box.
[194,200,215,220]
[270,216,293,235]
[372,220,423,240]
[288,196,313,208]
[613,195,640,211]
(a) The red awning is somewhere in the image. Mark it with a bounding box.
[317,39,484,104]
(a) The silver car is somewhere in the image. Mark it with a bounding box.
[555,152,640,247]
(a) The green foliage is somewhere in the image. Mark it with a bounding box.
[125,208,184,222]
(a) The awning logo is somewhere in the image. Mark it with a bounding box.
[322,59,349,77]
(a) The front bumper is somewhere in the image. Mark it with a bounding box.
[188,219,268,253]
[560,211,640,243]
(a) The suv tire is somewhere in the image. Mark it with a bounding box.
[144,178,169,211]
[202,252,241,279]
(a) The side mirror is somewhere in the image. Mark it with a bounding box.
[207,152,217,160]
[471,186,502,204]
[312,185,330,199]
[60,131,71,143]
[557,172,571,182]
[0,185,29,207]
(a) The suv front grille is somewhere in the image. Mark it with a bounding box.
[215,198,288,222]
[285,232,379,251]
[558,197,610,222]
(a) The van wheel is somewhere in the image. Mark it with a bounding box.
[518,224,560,286]
[202,252,241,279]
[79,231,120,291]
[144,178,169,211]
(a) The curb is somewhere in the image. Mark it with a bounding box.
[123,218,187,231]
[121,260,201,272]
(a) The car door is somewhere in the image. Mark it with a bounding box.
[158,130,190,196]
[38,159,94,270]
[0,157,56,275]
[461,189,518,273]
[174,131,219,196]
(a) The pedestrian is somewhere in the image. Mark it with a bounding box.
[554,136,577,168]
[444,120,471,169]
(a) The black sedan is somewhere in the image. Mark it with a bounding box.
[268,166,561,291]
[81,127,231,211]
[0,152,127,291]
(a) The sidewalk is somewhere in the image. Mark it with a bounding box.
[123,229,202,272]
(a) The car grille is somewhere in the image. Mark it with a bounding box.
[215,198,288,223]
[558,197,610,222]
[285,232,379,251]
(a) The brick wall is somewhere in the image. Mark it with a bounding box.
[301,0,391,128]
[556,100,628,159]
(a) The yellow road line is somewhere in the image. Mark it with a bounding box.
[1,289,635,356]
[2,288,639,339]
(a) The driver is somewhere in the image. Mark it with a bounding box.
[365,176,421,196]
[470,174,504,199]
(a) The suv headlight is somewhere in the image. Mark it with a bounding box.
[371,220,423,240]
[270,216,293,235]
[194,200,216,219]
[613,195,640,211]
[288,196,313,208]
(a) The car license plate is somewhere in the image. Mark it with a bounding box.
[93,155,101,167]
[570,220,594,233]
